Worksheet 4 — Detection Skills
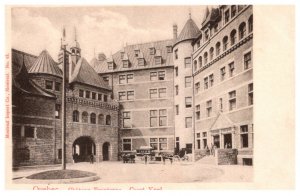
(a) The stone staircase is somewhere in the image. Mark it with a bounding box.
[196,155,216,165]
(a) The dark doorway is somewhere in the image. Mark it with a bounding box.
[72,136,96,162]
[102,142,110,161]
[213,135,220,148]
[175,137,180,155]
[223,133,232,148]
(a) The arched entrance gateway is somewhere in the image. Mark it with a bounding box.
[102,142,110,161]
[72,136,96,163]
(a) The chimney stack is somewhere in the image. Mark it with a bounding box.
[173,24,178,40]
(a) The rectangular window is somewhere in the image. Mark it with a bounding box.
[24,126,35,138]
[240,125,249,148]
[127,74,134,83]
[55,82,60,91]
[123,139,132,151]
[79,89,84,97]
[150,110,158,127]
[184,57,191,68]
[195,82,200,94]
[167,46,172,53]
[175,85,179,95]
[175,105,179,115]
[123,112,131,128]
[175,67,178,76]
[127,91,134,100]
[13,125,21,138]
[185,117,192,128]
[155,57,161,65]
[158,88,166,98]
[159,109,167,126]
[85,91,90,99]
[220,67,226,81]
[123,60,129,68]
[185,97,192,108]
[196,104,200,120]
[158,71,165,80]
[185,76,192,88]
[150,138,158,150]
[248,83,253,105]
[119,75,126,84]
[197,139,201,149]
[203,132,207,137]
[244,52,252,70]
[225,9,230,23]
[119,91,126,101]
[229,90,237,111]
[98,93,102,101]
[204,77,208,89]
[150,89,158,99]
[108,62,113,70]
[150,48,155,55]
[229,62,235,77]
[150,72,157,81]
[159,138,167,150]
[92,92,96,99]
[138,58,144,66]
[231,5,237,18]
[209,74,214,87]
[55,104,61,119]
[103,76,109,85]
[45,80,53,90]
[206,100,212,117]
[175,49,178,59]
[104,95,108,102]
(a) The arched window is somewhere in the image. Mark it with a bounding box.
[204,52,208,65]
[98,114,104,125]
[216,42,221,56]
[106,115,111,125]
[82,112,88,123]
[239,22,246,40]
[198,56,202,68]
[73,110,79,122]
[193,60,197,71]
[223,36,228,51]
[230,29,237,46]
[248,15,253,33]
[90,113,96,124]
[209,47,214,61]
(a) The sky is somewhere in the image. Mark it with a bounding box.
[11,6,207,62]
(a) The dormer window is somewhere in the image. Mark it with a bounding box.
[108,62,113,70]
[134,50,140,57]
[154,57,162,65]
[138,58,145,66]
[150,47,155,55]
[123,60,129,68]
[225,9,230,24]
[231,5,237,18]
[121,52,125,59]
[166,46,172,53]
[204,30,209,41]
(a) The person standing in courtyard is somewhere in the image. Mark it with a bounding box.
[90,153,94,164]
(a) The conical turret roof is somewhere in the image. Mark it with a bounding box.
[29,50,62,77]
[174,17,200,46]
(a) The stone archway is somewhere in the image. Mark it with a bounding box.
[102,142,110,161]
[72,136,96,163]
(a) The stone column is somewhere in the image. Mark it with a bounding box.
[220,133,224,149]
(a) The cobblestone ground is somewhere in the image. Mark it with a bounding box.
[12,160,253,183]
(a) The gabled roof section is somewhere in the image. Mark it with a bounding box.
[92,39,174,74]
[174,18,200,46]
[210,112,235,131]
[12,49,55,98]
[201,7,220,30]
[29,50,62,77]
[70,57,111,90]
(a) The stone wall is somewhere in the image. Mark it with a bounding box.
[194,149,210,161]
[217,149,238,165]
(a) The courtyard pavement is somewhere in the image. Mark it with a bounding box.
[12,159,253,183]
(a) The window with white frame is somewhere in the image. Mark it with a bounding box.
[244,52,252,70]
[158,88,166,98]
[229,62,235,77]
[159,109,167,126]
[150,109,167,127]
[240,125,249,148]
[108,62,113,70]
[138,58,145,66]
[185,97,192,108]
[127,74,134,83]
[123,112,131,128]
[150,47,155,55]
[150,138,158,150]
[195,82,200,94]
[185,76,192,88]
[248,83,253,105]
[158,71,165,80]
[185,57,191,68]
[155,57,162,65]
[204,77,208,89]
[209,74,214,87]
[206,100,212,117]
[127,91,134,100]
[119,91,126,101]
[167,46,172,53]
[159,138,167,150]
[229,90,236,111]
[123,139,132,151]
[119,75,127,84]
[150,110,158,127]
[220,67,226,81]
[150,89,158,99]
[185,117,192,128]
[150,72,157,81]
[196,104,200,120]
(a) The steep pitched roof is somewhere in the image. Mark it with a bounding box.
[29,50,62,77]
[92,39,174,74]
[70,57,111,90]
[12,49,55,98]
[201,7,220,30]
[12,49,37,71]
[174,18,200,46]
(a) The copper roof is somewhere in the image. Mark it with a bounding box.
[12,49,55,98]
[29,50,62,77]
[70,57,111,90]
[92,39,174,74]
[174,18,200,46]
